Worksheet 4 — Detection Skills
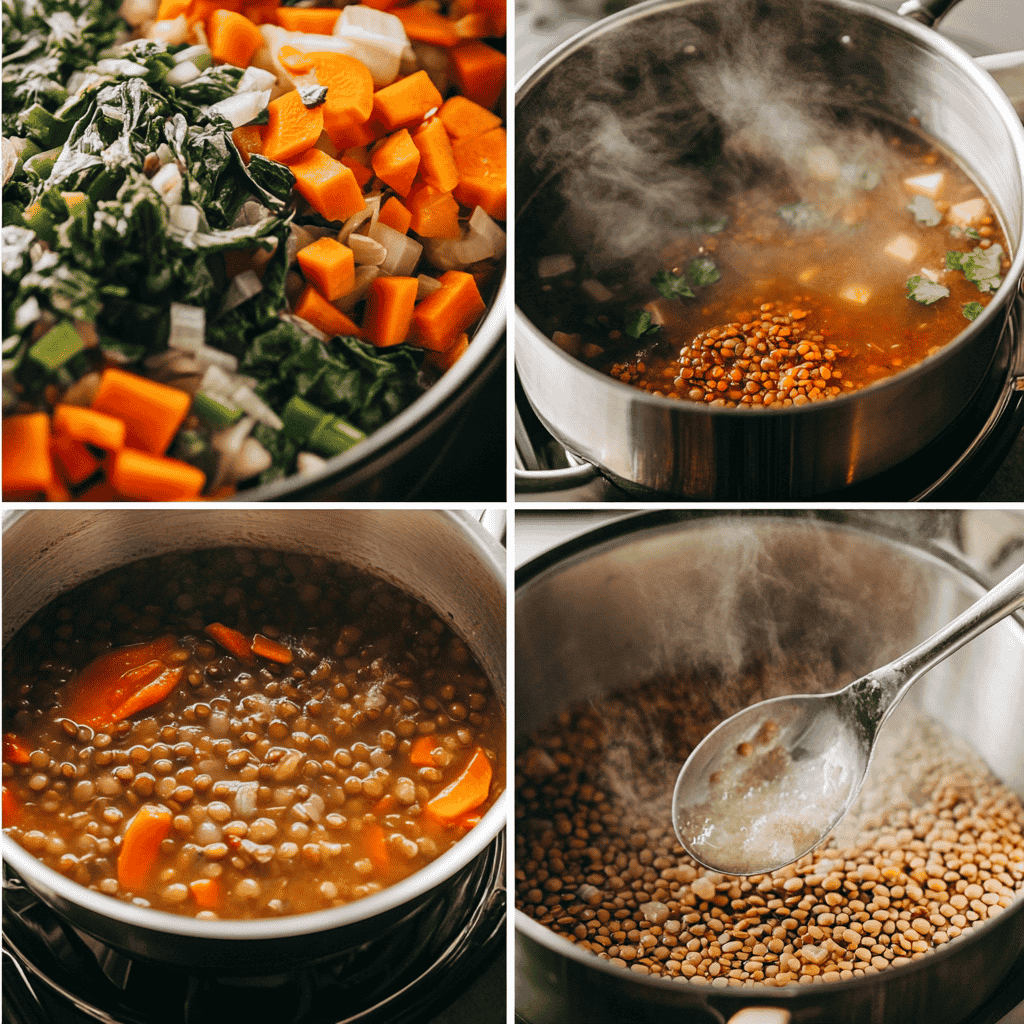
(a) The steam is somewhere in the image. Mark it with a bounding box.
[523,0,900,287]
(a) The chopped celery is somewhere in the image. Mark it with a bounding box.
[309,416,365,457]
[282,395,328,444]
[193,390,243,427]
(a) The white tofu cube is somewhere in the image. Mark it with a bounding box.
[840,284,871,305]
[806,145,840,182]
[884,234,920,263]
[904,171,945,199]
[948,198,988,229]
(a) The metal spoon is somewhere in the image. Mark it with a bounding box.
[671,563,1024,876]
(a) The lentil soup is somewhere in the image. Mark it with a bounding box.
[2,547,504,920]
[515,663,1024,987]
[519,123,1012,409]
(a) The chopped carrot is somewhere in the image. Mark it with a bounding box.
[156,0,189,19]
[208,9,264,67]
[454,12,491,38]
[425,331,469,371]
[62,637,180,728]
[3,412,54,495]
[204,622,255,663]
[424,746,492,822]
[111,666,184,721]
[241,0,279,25]
[232,124,266,164]
[278,44,315,74]
[340,154,373,188]
[327,116,384,151]
[251,633,294,663]
[407,182,461,238]
[437,95,501,141]
[411,117,459,193]
[413,270,486,351]
[285,147,365,222]
[359,0,401,10]
[91,368,191,456]
[2,786,21,827]
[275,6,340,33]
[472,0,505,35]
[51,433,102,485]
[264,89,324,164]
[363,821,390,871]
[296,237,355,302]
[52,404,126,452]
[3,733,32,765]
[187,0,220,27]
[452,126,505,220]
[362,277,418,347]
[378,196,412,234]
[370,128,420,196]
[108,448,205,501]
[450,42,505,111]
[293,283,362,337]
[373,794,396,814]
[372,70,444,132]
[118,804,173,892]
[77,479,119,501]
[189,877,222,910]
[305,52,374,137]
[410,735,437,766]
[393,6,460,47]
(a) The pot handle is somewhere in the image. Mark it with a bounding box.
[896,0,961,28]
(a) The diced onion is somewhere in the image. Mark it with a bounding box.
[467,206,506,258]
[195,345,239,372]
[211,416,256,490]
[296,452,328,475]
[347,233,386,266]
[369,221,422,276]
[232,384,284,430]
[337,194,377,242]
[169,204,201,232]
[175,44,211,66]
[416,274,443,300]
[208,90,271,129]
[333,266,379,313]
[227,438,273,484]
[146,16,188,46]
[165,60,201,86]
[200,364,238,399]
[538,254,575,278]
[580,279,614,303]
[222,269,263,311]
[169,302,205,352]
[119,0,159,26]
[151,162,183,206]
[236,65,277,94]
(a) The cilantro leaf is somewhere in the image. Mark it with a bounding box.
[946,244,1003,293]
[624,309,660,339]
[651,269,694,301]
[907,194,942,227]
[962,301,984,321]
[906,275,949,305]
[687,256,720,288]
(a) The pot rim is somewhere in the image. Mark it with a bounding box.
[513,508,1024,1000]
[237,272,506,500]
[513,0,1024,420]
[1,509,508,943]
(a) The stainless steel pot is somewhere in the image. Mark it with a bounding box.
[515,510,1024,1023]
[515,0,1024,498]
[1,509,506,972]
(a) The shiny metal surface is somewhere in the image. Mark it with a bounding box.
[515,510,1024,1023]
[515,0,1024,497]
[1,510,506,967]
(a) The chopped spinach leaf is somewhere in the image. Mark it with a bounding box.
[962,301,984,322]
[624,309,660,339]
[651,258,720,301]
[651,269,694,301]
[906,274,949,305]
[907,194,942,227]
[687,256,720,288]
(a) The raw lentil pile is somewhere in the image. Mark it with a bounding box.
[608,302,855,407]
[3,547,503,920]
[515,666,1024,987]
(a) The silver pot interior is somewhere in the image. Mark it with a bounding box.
[516,512,1024,802]
[2,509,506,942]
[514,0,1024,497]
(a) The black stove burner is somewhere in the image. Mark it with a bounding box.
[2,834,504,1024]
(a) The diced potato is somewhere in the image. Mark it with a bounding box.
[904,172,945,199]
[948,198,988,229]
[580,279,613,303]
[806,145,840,182]
[883,234,919,263]
[552,331,582,357]
[840,284,871,305]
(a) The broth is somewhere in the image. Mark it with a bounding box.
[2,547,504,920]
[519,124,1011,407]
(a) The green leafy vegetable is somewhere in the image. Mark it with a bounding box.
[651,257,720,301]
[906,275,949,305]
[651,269,694,301]
[907,194,942,227]
[962,301,984,322]
[945,244,1003,293]
[778,202,830,231]
[624,309,660,339]
[687,256,720,287]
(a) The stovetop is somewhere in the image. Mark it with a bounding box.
[2,833,505,1024]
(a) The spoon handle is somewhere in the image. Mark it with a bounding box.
[860,564,1024,726]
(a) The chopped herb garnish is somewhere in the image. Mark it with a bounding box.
[778,202,829,231]
[651,269,694,301]
[945,244,1003,293]
[962,301,984,321]
[624,309,661,339]
[906,275,949,305]
[687,256,721,288]
[907,194,942,227]
[966,227,981,241]
[840,164,880,191]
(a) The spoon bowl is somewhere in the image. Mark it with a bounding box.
[672,562,1024,876]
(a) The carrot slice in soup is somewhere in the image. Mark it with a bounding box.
[263,90,324,164]
[3,733,32,765]
[189,877,223,909]
[2,786,22,826]
[118,804,173,892]
[251,634,294,663]
[204,622,255,663]
[409,735,437,766]
[425,747,492,823]
[363,821,390,871]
